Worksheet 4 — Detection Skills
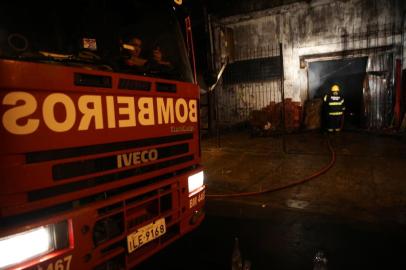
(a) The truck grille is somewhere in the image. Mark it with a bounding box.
[2,132,197,232]
[23,133,194,203]
[52,143,189,180]
[28,155,193,201]
[2,165,195,228]
[26,134,193,163]
[91,181,182,269]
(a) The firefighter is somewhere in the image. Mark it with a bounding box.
[323,84,345,132]
[125,36,148,67]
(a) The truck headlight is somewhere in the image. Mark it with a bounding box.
[188,171,204,194]
[0,221,70,269]
[0,226,53,269]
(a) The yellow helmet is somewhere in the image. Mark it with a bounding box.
[331,84,340,92]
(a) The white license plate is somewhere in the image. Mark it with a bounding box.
[127,218,166,253]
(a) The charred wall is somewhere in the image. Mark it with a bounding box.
[210,0,404,127]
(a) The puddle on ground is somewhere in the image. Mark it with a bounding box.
[286,199,310,209]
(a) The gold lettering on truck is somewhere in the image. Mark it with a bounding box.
[78,95,103,130]
[43,93,76,132]
[157,97,174,124]
[2,92,39,135]
[1,92,198,135]
[117,149,158,169]
[117,96,136,128]
[138,97,155,126]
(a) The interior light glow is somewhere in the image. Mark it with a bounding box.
[123,44,135,51]
[0,226,52,269]
[188,171,204,194]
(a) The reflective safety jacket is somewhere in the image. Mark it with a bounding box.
[323,93,345,116]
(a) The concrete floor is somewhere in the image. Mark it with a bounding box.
[138,130,406,269]
[202,130,406,227]
[138,203,406,269]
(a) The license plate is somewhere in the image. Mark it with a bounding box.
[127,218,166,253]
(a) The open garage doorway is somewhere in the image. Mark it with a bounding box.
[308,57,368,130]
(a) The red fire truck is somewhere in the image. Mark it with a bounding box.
[0,0,205,269]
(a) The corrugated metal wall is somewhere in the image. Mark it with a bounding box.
[216,40,282,126]
[218,80,282,124]
[364,53,394,129]
[210,0,403,130]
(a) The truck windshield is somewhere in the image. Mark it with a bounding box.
[0,0,194,83]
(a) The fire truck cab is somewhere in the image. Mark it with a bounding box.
[0,1,205,269]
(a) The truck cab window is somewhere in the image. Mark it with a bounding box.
[0,0,193,82]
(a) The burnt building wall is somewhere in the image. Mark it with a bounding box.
[210,0,404,127]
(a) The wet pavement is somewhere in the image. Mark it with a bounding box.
[138,200,406,269]
[202,131,406,226]
[138,130,406,269]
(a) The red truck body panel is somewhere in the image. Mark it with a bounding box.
[0,59,205,270]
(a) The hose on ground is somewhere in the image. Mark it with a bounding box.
[206,135,336,198]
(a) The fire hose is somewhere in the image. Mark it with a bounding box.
[206,136,336,198]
